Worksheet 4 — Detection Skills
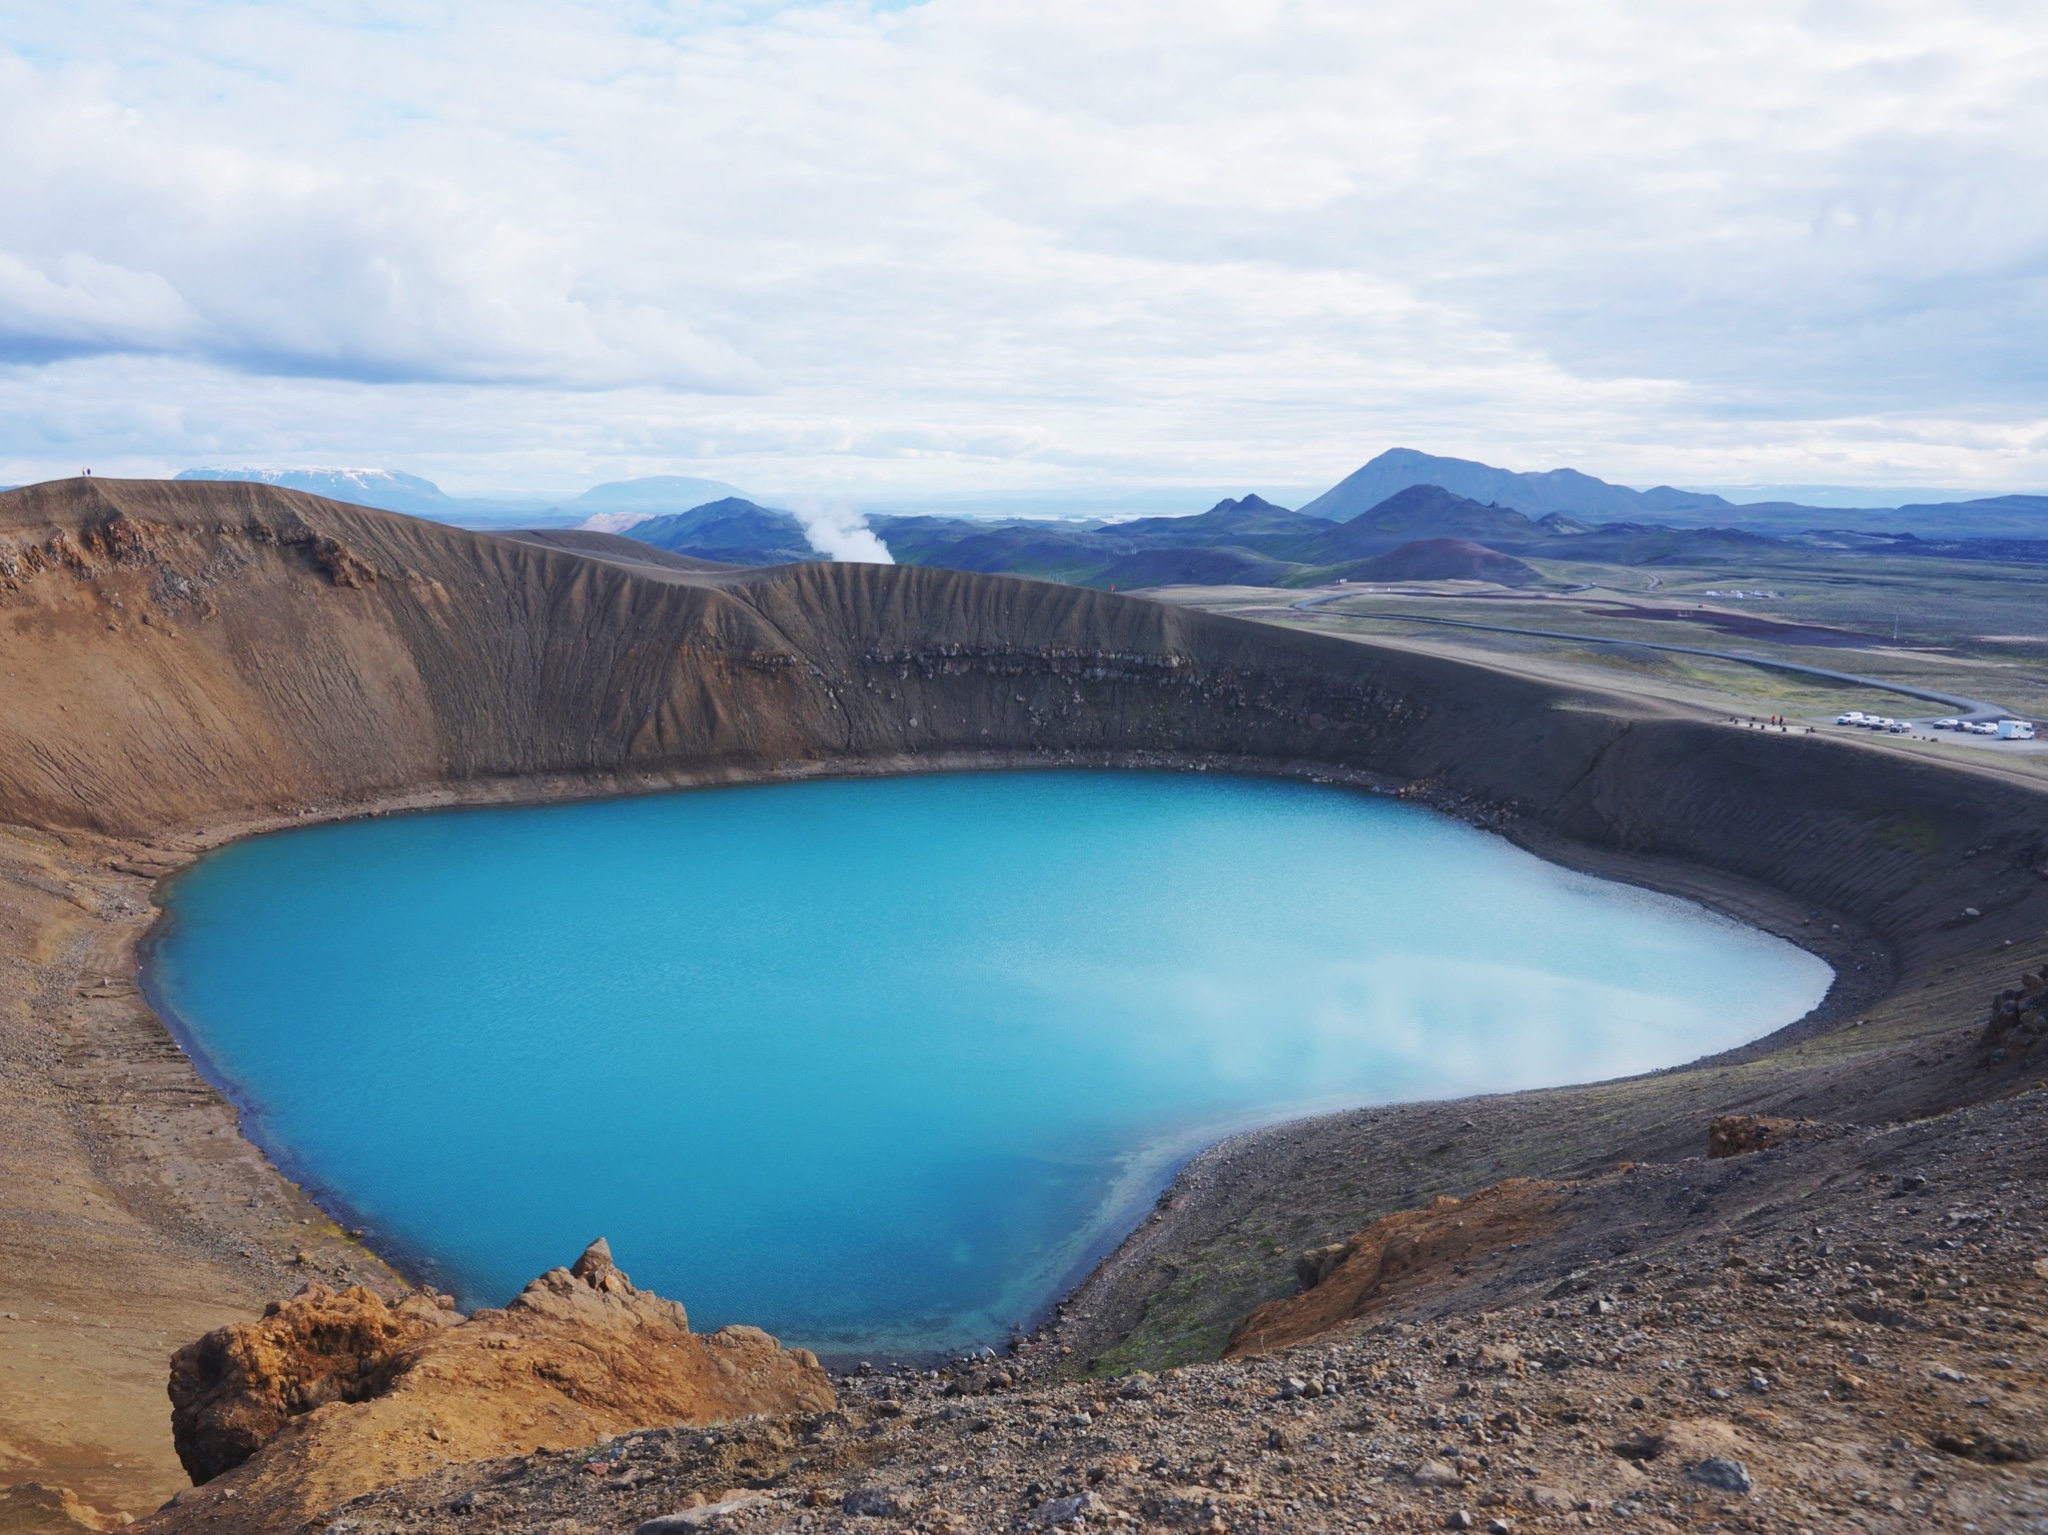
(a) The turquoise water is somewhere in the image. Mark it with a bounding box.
[146,771,1829,1356]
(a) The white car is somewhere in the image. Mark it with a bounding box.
[1837,712,1867,725]
[1932,718,1959,730]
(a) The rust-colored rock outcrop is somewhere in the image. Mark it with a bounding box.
[137,1241,834,1535]
[168,1281,457,1482]
[1225,1178,1564,1357]
[1706,1113,1839,1158]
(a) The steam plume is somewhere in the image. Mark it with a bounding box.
[789,500,894,564]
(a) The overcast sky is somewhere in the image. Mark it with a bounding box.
[1,0,2043,499]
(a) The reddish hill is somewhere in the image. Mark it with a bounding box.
[1337,536,1541,586]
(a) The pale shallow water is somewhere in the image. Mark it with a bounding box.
[146,771,1830,1355]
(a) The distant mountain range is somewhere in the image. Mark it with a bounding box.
[562,476,748,532]
[171,453,2048,589]
[173,468,744,530]
[1302,450,2048,537]
[176,451,2048,539]
[562,473,2048,588]
[1302,450,1727,523]
[626,498,818,566]
[859,477,2048,587]
[176,468,464,517]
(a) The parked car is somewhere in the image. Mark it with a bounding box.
[1837,711,1868,725]
[1932,717,1960,730]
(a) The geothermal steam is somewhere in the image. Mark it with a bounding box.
[790,501,894,564]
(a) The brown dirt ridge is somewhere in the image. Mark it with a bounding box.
[1,477,2046,1529]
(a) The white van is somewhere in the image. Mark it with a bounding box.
[1997,719,2037,741]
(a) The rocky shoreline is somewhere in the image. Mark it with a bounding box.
[257,1083,2048,1535]
[121,743,1874,1340]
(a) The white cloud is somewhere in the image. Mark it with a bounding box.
[0,49,763,389]
[0,0,2044,493]
[0,249,204,360]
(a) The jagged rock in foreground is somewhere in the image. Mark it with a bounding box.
[170,1281,461,1482]
[136,1241,834,1535]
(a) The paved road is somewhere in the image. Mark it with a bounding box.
[1287,593,2014,722]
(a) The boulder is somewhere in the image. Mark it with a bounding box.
[637,1492,773,1532]
[1977,970,2048,1065]
[1029,1490,1110,1526]
[1473,1342,1525,1377]
[1686,1457,1753,1493]
[843,1486,923,1518]
[1706,1115,1836,1158]
[1295,1242,1349,1291]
